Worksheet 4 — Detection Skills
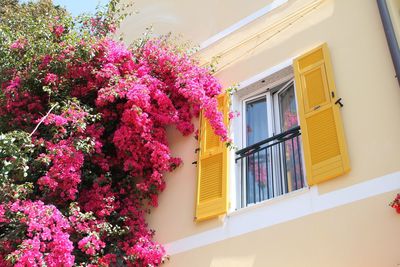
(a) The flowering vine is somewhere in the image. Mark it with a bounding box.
[390,194,400,214]
[0,0,228,266]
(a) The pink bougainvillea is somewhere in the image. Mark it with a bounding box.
[1,201,74,267]
[37,139,85,202]
[0,1,229,266]
[390,194,400,214]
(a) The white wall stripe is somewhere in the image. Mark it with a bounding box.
[165,171,400,255]
[199,0,288,50]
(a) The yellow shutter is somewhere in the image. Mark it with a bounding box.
[195,93,229,222]
[293,43,350,186]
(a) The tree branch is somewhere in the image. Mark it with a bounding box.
[29,103,58,137]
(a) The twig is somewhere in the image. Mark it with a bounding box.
[29,103,58,137]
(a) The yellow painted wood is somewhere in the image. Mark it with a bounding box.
[195,93,229,222]
[293,43,350,185]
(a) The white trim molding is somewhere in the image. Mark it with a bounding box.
[165,171,400,255]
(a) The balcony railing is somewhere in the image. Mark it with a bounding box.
[235,126,305,208]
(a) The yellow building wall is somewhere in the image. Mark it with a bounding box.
[165,191,400,267]
[118,0,274,45]
[120,0,400,265]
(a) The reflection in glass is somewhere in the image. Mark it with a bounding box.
[245,98,269,204]
[278,85,303,192]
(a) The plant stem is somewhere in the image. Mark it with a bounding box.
[29,103,58,137]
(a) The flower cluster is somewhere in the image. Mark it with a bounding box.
[0,201,74,267]
[0,1,229,266]
[390,193,400,214]
[37,139,85,202]
[78,234,106,256]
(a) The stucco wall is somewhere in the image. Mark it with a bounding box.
[120,0,400,265]
[165,190,400,267]
[118,0,274,45]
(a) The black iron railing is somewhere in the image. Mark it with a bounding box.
[235,126,305,208]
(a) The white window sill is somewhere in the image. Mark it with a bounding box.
[227,186,312,218]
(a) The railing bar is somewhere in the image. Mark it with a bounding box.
[264,147,269,200]
[261,151,265,201]
[257,151,261,202]
[236,133,301,159]
[246,157,249,206]
[297,135,304,188]
[240,158,243,208]
[281,141,288,194]
[236,139,289,160]
[278,141,283,195]
[278,142,281,196]
[270,146,275,198]
[236,126,300,155]
[291,137,297,190]
[252,152,256,204]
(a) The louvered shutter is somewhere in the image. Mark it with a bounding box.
[195,93,229,222]
[293,43,350,185]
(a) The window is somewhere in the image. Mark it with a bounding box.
[195,43,350,221]
[236,78,306,208]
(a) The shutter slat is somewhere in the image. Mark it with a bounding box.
[306,107,340,164]
[205,121,220,150]
[195,93,229,221]
[199,154,223,202]
[294,43,350,185]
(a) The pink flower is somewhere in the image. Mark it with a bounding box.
[52,25,64,38]
[229,111,240,120]
[10,38,26,50]
[78,234,105,256]
[44,73,58,85]
[37,139,84,201]
[3,201,74,267]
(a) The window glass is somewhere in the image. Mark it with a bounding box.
[245,97,268,146]
[279,84,298,131]
[278,85,304,192]
[245,97,269,204]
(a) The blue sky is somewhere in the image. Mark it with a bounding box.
[21,0,110,16]
[53,0,109,16]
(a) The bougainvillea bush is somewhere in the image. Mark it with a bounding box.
[0,0,228,266]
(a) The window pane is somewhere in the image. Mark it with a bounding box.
[278,85,303,192]
[245,97,269,205]
[279,84,298,131]
[246,97,268,146]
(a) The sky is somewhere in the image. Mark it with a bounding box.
[53,0,109,16]
[20,0,110,16]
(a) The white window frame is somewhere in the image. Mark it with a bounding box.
[230,63,306,211]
